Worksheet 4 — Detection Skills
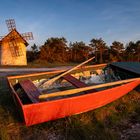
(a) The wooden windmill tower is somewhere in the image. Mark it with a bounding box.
[0,19,33,65]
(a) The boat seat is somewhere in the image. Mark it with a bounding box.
[19,79,40,103]
[63,74,97,93]
[63,74,87,88]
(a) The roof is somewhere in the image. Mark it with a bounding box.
[0,29,28,46]
[109,62,140,76]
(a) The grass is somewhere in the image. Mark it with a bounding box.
[0,75,140,140]
[0,59,97,68]
[27,60,80,68]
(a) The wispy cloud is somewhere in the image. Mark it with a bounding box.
[1,0,140,47]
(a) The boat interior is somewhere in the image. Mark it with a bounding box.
[8,63,139,105]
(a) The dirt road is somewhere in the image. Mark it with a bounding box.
[0,66,72,76]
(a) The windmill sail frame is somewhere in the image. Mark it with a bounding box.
[3,19,34,57]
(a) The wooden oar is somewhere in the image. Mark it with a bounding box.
[39,77,140,100]
[39,56,95,88]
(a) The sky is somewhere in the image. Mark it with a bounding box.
[0,0,140,48]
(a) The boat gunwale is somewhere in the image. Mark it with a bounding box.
[7,75,140,107]
[7,64,107,80]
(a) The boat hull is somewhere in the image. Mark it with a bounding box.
[9,79,140,126]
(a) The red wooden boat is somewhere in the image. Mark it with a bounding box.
[7,63,140,126]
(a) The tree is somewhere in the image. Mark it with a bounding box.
[135,41,140,61]
[111,41,124,53]
[90,38,108,63]
[125,41,136,61]
[69,41,92,62]
[110,41,124,61]
[27,44,39,62]
[39,37,68,62]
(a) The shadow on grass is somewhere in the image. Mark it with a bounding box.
[0,77,22,122]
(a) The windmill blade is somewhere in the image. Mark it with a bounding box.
[21,32,34,40]
[6,19,16,32]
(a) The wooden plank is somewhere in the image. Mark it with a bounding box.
[39,57,95,88]
[63,74,97,94]
[19,80,40,103]
[63,74,87,88]
[39,77,140,99]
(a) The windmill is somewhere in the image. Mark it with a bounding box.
[0,19,34,65]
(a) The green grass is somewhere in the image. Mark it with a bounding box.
[0,76,140,140]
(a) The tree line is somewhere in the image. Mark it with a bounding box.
[27,37,140,64]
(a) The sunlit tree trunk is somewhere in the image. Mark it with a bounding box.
[99,48,103,63]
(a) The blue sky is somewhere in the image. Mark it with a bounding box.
[0,0,140,48]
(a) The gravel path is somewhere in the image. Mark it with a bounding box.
[0,66,72,76]
[0,66,72,72]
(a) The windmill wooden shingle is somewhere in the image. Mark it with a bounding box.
[0,19,33,66]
